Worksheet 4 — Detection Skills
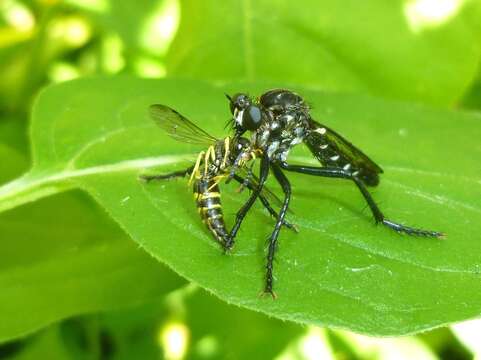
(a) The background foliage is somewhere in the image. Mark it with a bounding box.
[1,0,481,359]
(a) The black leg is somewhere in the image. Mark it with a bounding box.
[237,161,256,193]
[231,174,298,232]
[226,156,270,250]
[279,164,352,179]
[279,162,443,237]
[263,164,291,298]
[139,165,194,182]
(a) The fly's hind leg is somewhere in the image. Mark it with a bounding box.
[279,162,443,238]
[139,165,195,182]
[351,177,443,237]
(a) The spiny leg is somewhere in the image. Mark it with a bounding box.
[139,165,194,182]
[231,174,298,232]
[279,163,443,237]
[351,177,443,236]
[236,161,255,193]
[226,155,270,250]
[263,164,291,298]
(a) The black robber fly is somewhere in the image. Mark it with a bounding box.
[226,89,443,296]
[140,104,296,251]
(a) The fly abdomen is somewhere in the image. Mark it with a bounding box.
[193,179,229,245]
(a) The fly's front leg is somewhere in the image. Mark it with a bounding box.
[139,165,194,182]
[225,155,270,250]
[262,164,291,298]
[236,162,255,193]
[231,174,298,232]
[279,162,443,238]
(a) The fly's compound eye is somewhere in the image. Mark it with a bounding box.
[229,93,251,115]
[242,105,263,131]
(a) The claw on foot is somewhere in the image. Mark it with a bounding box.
[289,223,300,233]
[380,218,444,238]
[259,288,277,299]
[222,239,234,254]
[235,184,247,193]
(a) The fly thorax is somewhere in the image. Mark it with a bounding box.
[291,126,306,145]
[278,112,296,126]
[269,114,308,161]
[266,140,280,158]
[252,126,270,148]
[270,119,282,134]
[278,148,290,162]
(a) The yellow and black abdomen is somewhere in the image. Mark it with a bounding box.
[193,178,229,244]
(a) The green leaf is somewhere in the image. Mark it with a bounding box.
[59,286,302,360]
[0,190,185,344]
[0,118,28,159]
[0,119,185,343]
[0,137,28,184]
[73,0,161,52]
[0,77,480,336]
[167,0,481,106]
[5,325,72,360]
[183,287,302,359]
[461,66,481,110]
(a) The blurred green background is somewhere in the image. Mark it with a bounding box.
[1,0,481,359]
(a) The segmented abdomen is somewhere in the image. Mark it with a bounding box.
[193,178,229,245]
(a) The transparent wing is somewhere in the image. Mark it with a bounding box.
[149,104,218,145]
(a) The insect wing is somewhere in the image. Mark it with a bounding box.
[149,104,218,145]
[306,119,383,185]
[327,125,382,173]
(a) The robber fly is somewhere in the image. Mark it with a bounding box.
[226,89,443,296]
[140,104,296,251]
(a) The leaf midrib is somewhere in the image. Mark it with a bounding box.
[0,155,183,214]
[1,149,479,278]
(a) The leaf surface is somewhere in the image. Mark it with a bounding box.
[0,119,185,343]
[167,0,481,106]
[1,77,480,335]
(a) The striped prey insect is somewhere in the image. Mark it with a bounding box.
[226,89,443,296]
[140,104,297,252]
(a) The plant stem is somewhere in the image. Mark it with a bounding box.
[0,155,184,214]
[0,173,73,213]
